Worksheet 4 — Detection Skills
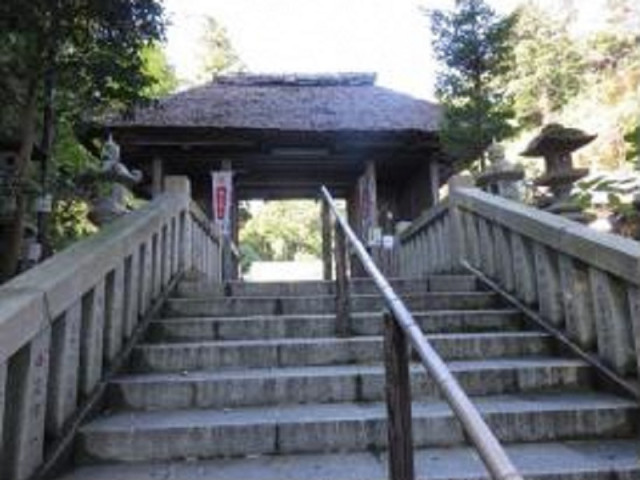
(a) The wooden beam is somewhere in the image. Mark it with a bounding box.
[111,125,438,147]
[237,188,351,200]
[125,140,256,148]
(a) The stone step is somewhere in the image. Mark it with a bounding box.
[162,292,502,317]
[57,439,640,480]
[146,309,525,343]
[130,332,553,373]
[109,357,592,410]
[76,392,637,463]
[175,275,479,298]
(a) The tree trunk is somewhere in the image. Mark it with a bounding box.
[38,67,56,260]
[0,77,40,282]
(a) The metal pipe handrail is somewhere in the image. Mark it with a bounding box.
[320,186,523,480]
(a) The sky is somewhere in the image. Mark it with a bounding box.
[163,0,609,100]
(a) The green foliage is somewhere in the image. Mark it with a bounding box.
[199,16,245,80]
[589,32,639,71]
[506,3,585,128]
[0,0,167,117]
[500,1,640,174]
[238,243,261,274]
[625,124,640,164]
[430,0,517,166]
[140,43,178,99]
[53,120,98,179]
[240,201,321,262]
[0,0,168,278]
[46,119,97,249]
[50,199,98,250]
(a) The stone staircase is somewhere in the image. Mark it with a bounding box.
[57,275,640,480]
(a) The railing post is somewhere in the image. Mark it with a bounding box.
[79,280,105,397]
[447,175,473,272]
[104,265,125,366]
[589,268,635,375]
[322,200,332,281]
[4,327,51,480]
[164,176,192,272]
[123,251,140,338]
[334,223,350,336]
[558,255,595,349]
[384,311,415,480]
[47,300,82,437]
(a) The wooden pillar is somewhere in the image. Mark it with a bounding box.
[364,160,378,237]
[347,185,359,237]
[232,187,239,280]
[151,157,163,198]
[351,161,378,278]
[220,159,237,281]
[429,160,440,206]
[334,224,349,336]
[384,311,415,480]
[322,200,332,281]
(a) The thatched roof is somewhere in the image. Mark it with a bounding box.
[107,73,441,133]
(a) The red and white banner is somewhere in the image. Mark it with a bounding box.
[211,171,233,236]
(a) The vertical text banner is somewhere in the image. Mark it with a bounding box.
[211,171,233,236]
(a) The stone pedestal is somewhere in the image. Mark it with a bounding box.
[522,123,595,222]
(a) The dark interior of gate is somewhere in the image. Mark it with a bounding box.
[89,73,450,277]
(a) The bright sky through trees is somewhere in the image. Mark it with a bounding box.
[163,0,608,100]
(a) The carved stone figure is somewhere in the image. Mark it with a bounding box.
[89,135,142,225]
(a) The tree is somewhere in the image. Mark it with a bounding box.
[141,43,179,99]
[0,0,167,282]
[626,124,640,166]
[430,0,517,168]
[198,16,245,81]
[606,0,640,34]
[506,2,585,128]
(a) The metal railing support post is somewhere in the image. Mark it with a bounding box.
[320,185,523,480]
[322,200,333,281]
[334,223,350,336]
[384,310,415,480]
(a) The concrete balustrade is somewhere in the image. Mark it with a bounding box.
[189,201,222,282]
[400,181,640,381]
[0,176,220,480]
[399,201,452,277]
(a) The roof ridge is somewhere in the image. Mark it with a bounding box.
[214,72,377,87]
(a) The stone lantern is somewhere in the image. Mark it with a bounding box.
[475,140,524,201]
[522,123,595,222]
